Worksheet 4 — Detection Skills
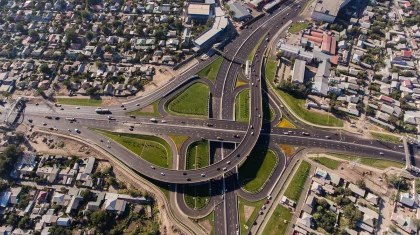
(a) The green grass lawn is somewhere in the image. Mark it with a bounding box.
[167,83,209,118]
[235,89,250,122]
[92,129,172,168]
[184,183,210,210]
[238,147,277,193]
[284,161,311,202]
[264,58,343,127]
[265,58,278,83]
[263,99,275,122]
[327,153,405,170]
[126,100,161,117]
[371,132,402,144]
[196,57,223,83]
[289,22,310,34]
[238,197,265,235]
[247,32,268,63]
[168,135,189,154]
[198,211,214,235]
[57,98,102,106]
[262,205,292,235]
[186,141,209,170]
[312,157,341,170]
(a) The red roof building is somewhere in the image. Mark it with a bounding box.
[402,50,412,58]
[379,95,394,104]
[310,31,323,38]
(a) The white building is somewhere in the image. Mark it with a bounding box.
[312,0,352,23]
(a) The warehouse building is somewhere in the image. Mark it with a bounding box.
[193,7,228,50]
[187,3,211,22]
[227,2,251,21]
[311,0,352,23]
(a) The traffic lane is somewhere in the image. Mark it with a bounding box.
[214,199,226,235]
[266,134,406,162]
[225,174,238,235]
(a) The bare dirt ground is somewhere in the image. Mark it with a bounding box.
[139,104,154,112]
[172,58,199,76]
[29,132,98,158]
[101,97,121,106]
[244,205,255,222]
[198,220,212,235]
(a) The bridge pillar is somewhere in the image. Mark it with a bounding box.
[403,137,412,170]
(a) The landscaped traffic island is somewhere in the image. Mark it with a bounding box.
[92,129,172,168]
[235,89,250,122]
[166,83,210,118]
[238,147,278,193]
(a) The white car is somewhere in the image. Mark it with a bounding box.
[67,129,71,132]
[379,152,384,155]
[76,107,80,109]
[161,173,165,176]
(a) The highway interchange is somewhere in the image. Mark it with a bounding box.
[1,0,417,234]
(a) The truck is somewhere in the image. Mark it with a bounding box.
[66,117,75,121]
[150,118,157,122]
[95,108,110,114]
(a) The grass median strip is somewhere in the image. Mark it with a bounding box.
[248,32,268,63]
[312,157,341,170]
[185,140,210,209]
[277,118,296,128]
[283,160,310,202]
[91,128,172,168]
[235,89,250,122]
[198,211,214,235]
[184,183,210,210]
[196,57,223,83]
[126,100,160,117]
[168,135,189,154]
[326,153,405,170]
[186,141,209,170]
[167,83,209,118]
[371,132,402,144]
[262,205,292,235]
[238,197,265,235]
[57,97,102,106]
[238,147,277,193]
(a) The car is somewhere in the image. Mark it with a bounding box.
[250,125,253,129]
[68,129,71,132]
[161,120,167,123]
[201,174,205,177]
[129,128,133,131]
[223,167,227,171]
[284,132,289,135]
[35,103,39,106]
[379,152,384,155]
[252,83,254,86]
[42,123,47,126]
[151,166,155,169]
[234,134,240,138]
[123,108,126,110]
[325,136,330,139]
[207,123,214,127]
[76,107,80,109]
[259,211,263,215]
[265,200,270,204]
[183,172,187,175]
[399,145,404,148]
[217,167,221,171]
[186,178,191,181]
[121,105,124,108]
[60,108,64,110]
[75,129,80,133]
[201,137,206,140]
[54,128,58,131]
[267,195,272,200]
[288,130,293,133]
[130,115,136,118]
[136,103,140,106]
[161,173,165,176]
[45,116,52,119]
[258,114,261,118]
[55,116,60,120]
[237,154,240,158]
[217,137,222,140]
[49,127,54,130]
[251,132,254,135]
[227,161,231,165]
[28,119,33,123]
[262,205,266,210]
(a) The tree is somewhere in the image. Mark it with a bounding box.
[90,210,106,228]
[80,189,91,201]
[174,20,182,31]
[343,204,363,228]
[105,45,112,52]
[15,22,24,32]
[39,63,49,74]
[0,145,23,177]
[86,87,96,96]
[356,179,366,189]
[65,29,77,42]
[80,10,90,19]
[15,132,25,143]
[85,31,94,41]
[18,216,29,229]
[28,29,38,37]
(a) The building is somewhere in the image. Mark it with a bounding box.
[227,2,251,21]
[187,4,211,22]
[193,7,228,50]
[312,60,330,96]
[292,59,306,83]
[348,183,366,198]
[278,43,314,62]
[103,193,127,214]
[311,0,352,23]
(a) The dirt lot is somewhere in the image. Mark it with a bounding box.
[198,219,213,235]
[244,205,255,222]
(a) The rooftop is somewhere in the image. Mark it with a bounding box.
[187,4,210,16]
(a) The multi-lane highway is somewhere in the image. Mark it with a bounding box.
[1,0,415,234]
